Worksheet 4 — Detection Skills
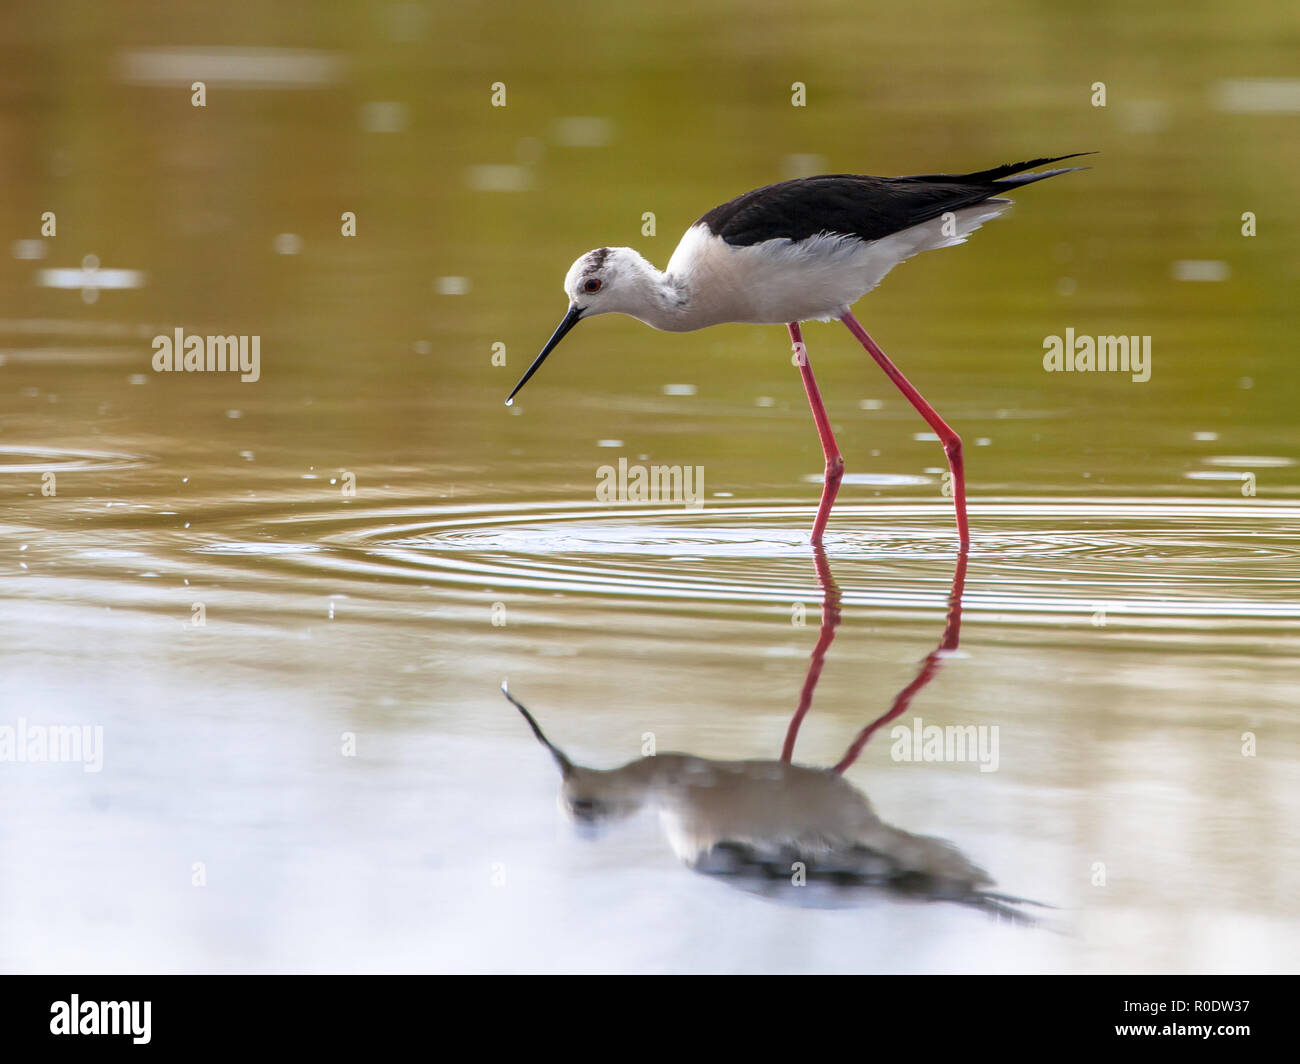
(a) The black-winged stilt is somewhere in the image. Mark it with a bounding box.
[497,550,1051,916]
[500,671,1043,919]
[500,679,993,886]
[506,155,1088,547]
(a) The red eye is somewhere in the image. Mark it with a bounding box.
[583,278,602,294]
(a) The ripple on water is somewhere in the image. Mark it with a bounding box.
[11,495,1296,627]
[0,445,148,473]
[181,497,1300,625]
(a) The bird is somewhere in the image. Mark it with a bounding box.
[505,154,1089,548]
[500,681,1044,919]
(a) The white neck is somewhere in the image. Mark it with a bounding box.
[614,252,695,331]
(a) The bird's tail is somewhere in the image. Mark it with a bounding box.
[963,153,1095,188]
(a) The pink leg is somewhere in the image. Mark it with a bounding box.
[780,545,841,762]
[832,548,968,774]
[840,310,969,549]
[788,322,844,546]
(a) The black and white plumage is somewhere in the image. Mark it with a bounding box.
[505,153,1087,549]
[507,154,1088,404]
[695,155,1089,247]
[558,153,1088,333]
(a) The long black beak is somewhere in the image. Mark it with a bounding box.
[504,304,582,406]
[500,681,573,775]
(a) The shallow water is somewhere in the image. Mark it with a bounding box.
[1,1,1298,972]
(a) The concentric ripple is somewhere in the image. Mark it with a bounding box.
[206,497,1300,625]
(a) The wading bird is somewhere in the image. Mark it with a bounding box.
[506,155,1088,547]
[500,676,1039,919]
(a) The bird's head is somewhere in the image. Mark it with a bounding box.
[557,766,648,833]
[561,246,646,313]
[504,246,648,406]
[500,681,650,835]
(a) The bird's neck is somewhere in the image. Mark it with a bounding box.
[622,256,694,332]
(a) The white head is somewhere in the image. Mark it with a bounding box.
[561,246,652,316]
[504,246,660,405]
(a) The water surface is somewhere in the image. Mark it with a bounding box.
[1,0,1297,973]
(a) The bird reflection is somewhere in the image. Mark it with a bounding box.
[505,547,1044,922]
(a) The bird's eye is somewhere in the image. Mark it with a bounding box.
[583,278,602,294]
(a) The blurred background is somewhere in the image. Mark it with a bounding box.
[0,0,1296,972]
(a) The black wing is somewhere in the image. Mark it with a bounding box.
[697,154,1090,247]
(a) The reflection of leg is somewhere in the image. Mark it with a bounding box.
[938,548,968,652]
[788,322,845,546]
[832,549,969,774]
[781,546,842,762]
[840,311,969,549]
